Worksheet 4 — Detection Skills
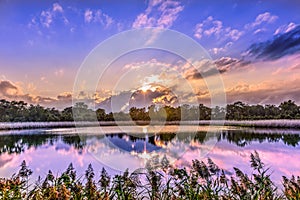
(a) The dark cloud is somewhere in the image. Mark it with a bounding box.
[214,57,251,73]
[130,87,178,107]
[97,86,178,113]
[247,25,300,61]
[57,93,72,101]
[183,57,250,80]
[0,80,19,97]
[0,80,111,109]
[0,80,73,109]
[183,60,220,80]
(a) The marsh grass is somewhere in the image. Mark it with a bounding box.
[0,151,299,199]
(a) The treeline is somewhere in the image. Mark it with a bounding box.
[0,99,300,122]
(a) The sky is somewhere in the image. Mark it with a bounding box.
[1,0,300,110]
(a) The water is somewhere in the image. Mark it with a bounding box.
[0,125,299,186]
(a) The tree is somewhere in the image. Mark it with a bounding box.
[199,104,211,120]
[265,104,280,119]
[226,101,247,120]
[96,108,106,121]
[129,107,149,121]
[279,100,299,119]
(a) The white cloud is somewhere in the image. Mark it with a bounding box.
[40,11,53,28]
[133,13,155,28]
[84,9,114,28]
[245,12,278,29]
[132,0,184,29]
[123,59,171,71]
[209,42,233,55]
[194,16,243,41]
[225,29,243,41]
[84,9,93,23]
[274,22,296,35]
[203,19,222,37]
[29,3,68,29]
[103,14,113,27]
[53,3,63,13]
[253,28,266,34]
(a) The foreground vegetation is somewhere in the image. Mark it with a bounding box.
[0,152,299,199]
[1,99,300,122]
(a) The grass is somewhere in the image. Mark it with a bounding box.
[0,152,299,199]
[2,120,300,130]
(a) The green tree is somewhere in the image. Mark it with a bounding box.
[279,100,299,119]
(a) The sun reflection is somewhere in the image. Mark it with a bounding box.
[154,136,167,148]
[138,150,152,160]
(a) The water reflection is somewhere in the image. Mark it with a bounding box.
[0,126,299,185]
[1,129,299,156]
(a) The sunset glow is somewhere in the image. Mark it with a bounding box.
[0,1,299,109]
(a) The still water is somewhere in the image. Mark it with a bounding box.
[0,125,299,185]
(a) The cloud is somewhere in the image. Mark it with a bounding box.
[0,76,117,110]
[225,78,300,104]
[192,77,300,105]
[0,80,55,105]
[246,25,300,61]
[182,57,251,80]
[97,86,178,112]
[40,10,53,28]
[122,57,250,84]
[29,3,68,29]
[214,57,251,73]
[84,9,93,23]
[253,28,266,34]
[102,14,114,28]
[274,22,296,35]
[194,16,243,41]
[272,63,300,75]
[245,12,278,29]
[130,85,178,107]
[182,60,213,80]
[0,80,58,106]
[0,80,20,97]
[225,29,243,41]
[132,0,184,29]
[53,3,63,13]
[209,42,233,55]
[84,9,114,28]
[122,59,171,71]
[57,92,72,101]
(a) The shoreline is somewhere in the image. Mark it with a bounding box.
[1,119,300,130]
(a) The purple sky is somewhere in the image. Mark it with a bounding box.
[1,0,300,109]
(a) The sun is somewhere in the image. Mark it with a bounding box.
[140,84,152,93]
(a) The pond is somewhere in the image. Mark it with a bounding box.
[0,125,299,186]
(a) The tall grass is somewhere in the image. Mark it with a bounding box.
[0,152,299,199]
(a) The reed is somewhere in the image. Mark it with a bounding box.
[0,151,299,199]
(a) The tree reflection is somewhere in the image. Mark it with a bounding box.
[0,129,299,155]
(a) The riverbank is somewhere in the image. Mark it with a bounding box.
[1,120,300,130]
